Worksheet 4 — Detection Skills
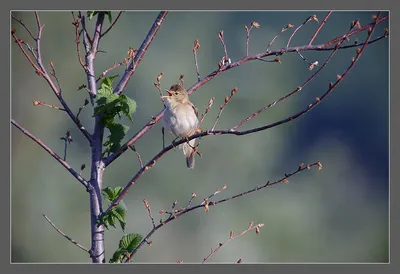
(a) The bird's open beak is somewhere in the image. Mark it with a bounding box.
[161,89,173,98]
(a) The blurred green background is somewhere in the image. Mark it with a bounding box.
[11,11,389,263]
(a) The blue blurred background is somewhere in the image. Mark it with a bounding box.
[11,11,389,263]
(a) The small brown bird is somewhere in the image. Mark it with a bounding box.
[162,84,199,169]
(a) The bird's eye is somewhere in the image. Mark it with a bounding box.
[175,92,178,95]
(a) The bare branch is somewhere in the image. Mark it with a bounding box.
[193,39,201,82]
[101,14,381,220]
[102,15,388,169]
[71,12,87,71]
[308,11,333,45]
[217,30,229,63]
[100,11,123,38]
[266,24,293,50]
[287,15,315,47]
[12,13,92,142]
[199,97,214,126]
[124,161,322,262]
[154,72,165,105]
[32,100,65,111]
[143,199,156,229]
[211,87,238,131]
[202,222,264,263]
[12,119,89,189]
[245,22,260,56]
[96,61,124,83]
[11,14,36,39]
[129,145,144,168]
[43,214,90,253]
[114,11,168,95]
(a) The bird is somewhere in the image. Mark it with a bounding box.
[162,84,199,169]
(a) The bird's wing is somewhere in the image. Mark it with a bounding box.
[190,101,199,118]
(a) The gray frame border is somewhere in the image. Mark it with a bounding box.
[4,0,397,273]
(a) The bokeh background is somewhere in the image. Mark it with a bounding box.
[11,11,389,263]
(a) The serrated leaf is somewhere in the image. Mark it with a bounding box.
[99,215,109,230]
[108,214,116,228]
[114,203,127,231]
[105,123,129,153]
[119,95,137,122]
[93,95,120,117]
[109,249,126,263]
[119,233,143,252]
[102,186,115,201]
[102,75,119,89]
[113,186,123,196]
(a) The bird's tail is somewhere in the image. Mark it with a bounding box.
[182,138,196,169]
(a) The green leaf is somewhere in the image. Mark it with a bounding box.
[119,233,143,252]
[114,203,127,231]
[105,123,129,153]
[114,186,123,197]
[102,187,115,201]
[119,95,137,122]
[109,249,126,263]
[87,11,98,20]
[108,214,116,228]
[106,11,113,23]
[102,75,119,89]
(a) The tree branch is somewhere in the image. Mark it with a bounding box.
[11,119,89,189]
[43,214,90,253]
[114,11,168,95]
[308,11,333,45]
[102,15,387,169]
[100,11,123,38]
[101,13,381,222]
[84,11,107,264]
[11,12,92,142]
[202,222,264,263]
[125,161,322,262]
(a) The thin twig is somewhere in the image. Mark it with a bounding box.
[193,39,201,82]
[11,14,36,39]
[19,40,38,59]
[199,97,214,126]
[114,11,168,95]
[266,24,293,50]
[33,100,65,111]
[11,119,89,189]
[218,31,228,59]
[102,15,388,169]
[245,22,260,56]
[287,15,316,47]
[308,11,333,45]
[186,193,197,208]
[232,26,351,131]
[11,30,42,74]
[129,145,144,168]
[202,184,227,205]
[12,13,92,142]
[202,222,264,263]
[211,88,238,131]
[76,98,89,120]
[143,199,156,228]
[62,137,68,161]
[96,61,124,83]
[100,11,123,38]
[71,12,87,71]
[124,161,322,262]
[154,72,165,105]
[43,214,90,253]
